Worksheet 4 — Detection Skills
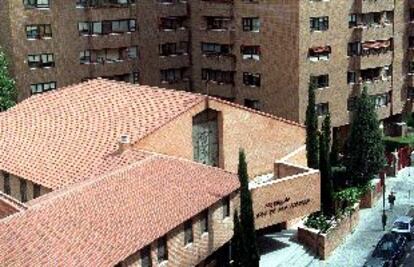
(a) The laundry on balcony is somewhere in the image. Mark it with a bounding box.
[308,45,331,62]
[361,39,392,56]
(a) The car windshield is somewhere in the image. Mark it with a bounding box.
[372,241,396,258]
[393,221,409,230]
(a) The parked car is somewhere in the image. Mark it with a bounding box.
[391,216,414,240]
[364,233,407,267]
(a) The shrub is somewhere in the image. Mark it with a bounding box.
[304,211,332,233]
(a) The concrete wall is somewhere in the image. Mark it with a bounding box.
[135,99,306,179]
[122,192,239,267]
[0,171,51,203]
[251,170,320,230]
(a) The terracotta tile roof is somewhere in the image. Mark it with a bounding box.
[0,154,239,266]
[0,79,204,190]
[0,193,27,219]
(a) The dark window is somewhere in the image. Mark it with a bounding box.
[243,72,261,87]
[241,45,260,60]
[223,196,230,218]
[78,19,136,35]
[76,0,136,8]
[371,92,391,108]
[242,17,260,32]
[409,37,414,49]
[310,74,329,88]
[206,16,230,30]
[160,43,177,56]
[157,236,168,263]
[26,24,52,39]
[348,42,360,56]
[200,210,209,233]
[310,16,329,31]
[20,179,27,202]
[33,184,41,198]
[410,8,414,22]
[160,68,185,83]
[184,220,193,245]
[315,103,329,116]
[28,53,55,68]
[348,14,357,28]
[30,81,57,95]
[347,71,357,84]
[244,99,261,110]
[24,0,50,8]
[141,246,152,267]
[201,43,231,55]
[3,172,10,195]
[202,69,234,84]
[409,62,414,74]
[160,16,186,30]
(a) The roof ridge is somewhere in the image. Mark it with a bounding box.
[208,97,305,128]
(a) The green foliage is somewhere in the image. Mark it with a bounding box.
[304,212,332,233]
[383,135,414,152]
[232,210,246,267]
[319,113,334,216]
[0,48,16,111]
[306,82,319,169]
[333,186,362,213]
[403,112,414,128]
[344,86,385,186]
[237,149,260,266]
[330,135,340,167]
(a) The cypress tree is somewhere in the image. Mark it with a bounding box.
[319,113,334,216]
[232,210,245,267]
[306,82,319,169]
[0,47,16,112]
[345,87,385,186]
[238,149,260,267]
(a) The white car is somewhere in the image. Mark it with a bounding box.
[391,216,414,240]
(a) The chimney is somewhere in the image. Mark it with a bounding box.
[118,134,131,153]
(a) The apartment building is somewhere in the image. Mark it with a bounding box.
[0,79,320,266]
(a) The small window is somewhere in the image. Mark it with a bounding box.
[3,172,10,195]
[310,74,329,89]
[347,71,357,84]
[141,246,152,267]
[33,184,41,198]
[243,72,261,87]
[157,236,168,263]
[200,210,209,233]
[348,14,357,28]
[223,196,230,219]
[244,99,261,110]
[242,17,260,32]
[310,16,329,31]
[20,179,27,202]
[184,220,193,245]
[315,103,329,116]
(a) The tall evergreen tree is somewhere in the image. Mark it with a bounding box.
[232,210,246,267]
[238,149,260,267]
[319,113,334,216]
[345,87,385,186]
[0,47,16,112]
[306,82,319,169]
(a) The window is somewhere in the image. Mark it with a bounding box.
[3,172,10,195]
[372,92,390,108]
[348,42,360,56]
[201,43,231,55]
[28,53,55,68]
[76,0,136,8]
[184,220,193,245]
[223,196,230,218]
[160,43,177,56]
[200,210,209,233]
[33,184,41,198]
[309,46,331,61]
[409,62,414,74]
[242,17,260,32]
[410,8,414,22]
[30,81,57,95]
[160,16,186,30]
[141,246,152,267]
[157,236,168,263]
[80,50,91,64]
[409,37,414,49]
[315,103,329,116]
[408,87,414,100]
[310,17,329,31]
[202,69,234,84]
[20,179,27,202]
[206,17,231,30]
[78,19,136,35]
[24,0,50,8]
[160,68,185,83]
[310,74,329,88]
[127,46,138,59]
[244,99,261,110]
[348,14,357,28]
[243,72,261,87]
[26,24,52,39]
[347,71,357,84]
[241,45,260,60]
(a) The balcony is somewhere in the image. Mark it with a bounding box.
[199,0,233,17]
[250,161,320,230]
[201,80,236,99]
[351,78,392,95]
[353,0,394,14]
[159,53,190,69]
[348,40,393,70]
[157,0,188,17]
[201,53,236,71]
[351,24,393,42]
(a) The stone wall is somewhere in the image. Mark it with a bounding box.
[298,204,360,260]
[360,180,383,209]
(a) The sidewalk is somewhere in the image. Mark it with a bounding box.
[259,168,414,267]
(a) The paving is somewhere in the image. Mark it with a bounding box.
[259,167,414,267]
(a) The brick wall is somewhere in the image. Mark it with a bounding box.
[122,192,239,267]
[135,99,306,179]
[251,170,320,230]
